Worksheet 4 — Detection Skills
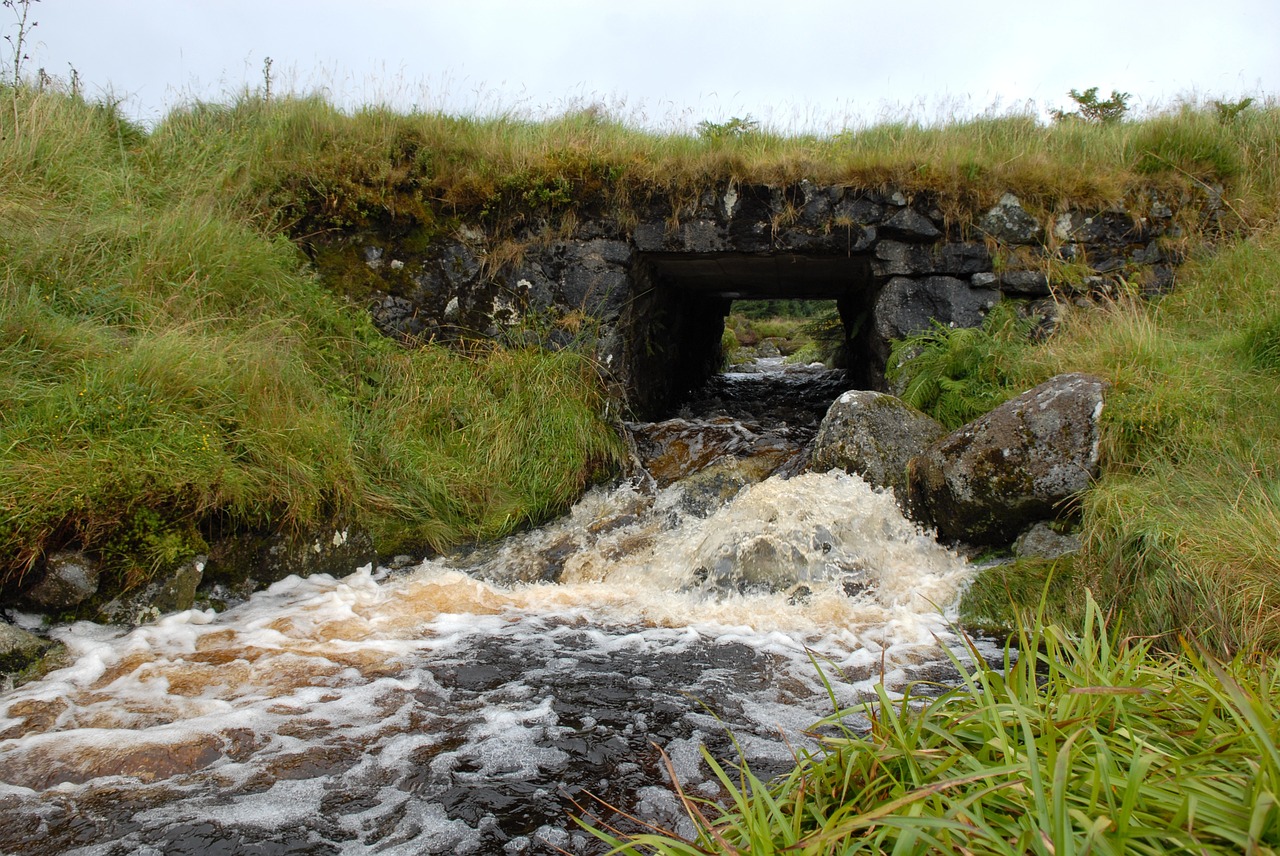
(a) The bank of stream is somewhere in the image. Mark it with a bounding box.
[0,361,992,855]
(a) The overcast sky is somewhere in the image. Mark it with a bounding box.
[14,1,1280,130]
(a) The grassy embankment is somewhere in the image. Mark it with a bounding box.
[0,86,623,599]
[2,82,1280,640]
[4,75,1280,854]
[952,226,1280,656]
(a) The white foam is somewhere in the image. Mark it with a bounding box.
[0,469,983,853]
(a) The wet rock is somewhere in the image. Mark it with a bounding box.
[792,180,834,228]
[555,239,632,320]
[880,207,942,242]
[871,241,993,278]
[5,734,225,790]
[671,458,757,518]
[201,524,378,603]
[832,194,884,225]
[980,193,1044,244]
[725,184,778,253]
[907,373,1106,545]
[871,275,1001,365]
[1000,270,1051,296]
[808,390,945,502]
[98,556,205,626]
[0,623,59,681]
[24,549,100,610]
[1014,521,1083,560]
[628,417,761,487]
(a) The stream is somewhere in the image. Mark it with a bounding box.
[0,361,989,855]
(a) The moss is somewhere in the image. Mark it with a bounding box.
[312,242,418,302]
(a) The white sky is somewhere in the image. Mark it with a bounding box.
[14,0,1280,130]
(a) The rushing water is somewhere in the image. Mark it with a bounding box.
[0,362,987,855]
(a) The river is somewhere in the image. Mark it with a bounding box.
[0,361,988,855]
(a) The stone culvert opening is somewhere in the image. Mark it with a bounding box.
[354,185,1186,424]
[622,252,878,418]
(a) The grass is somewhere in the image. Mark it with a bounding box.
[0,84,622,597]
[588,596,1280,854]
[140,91,1280,248]
[2,77,1280,639]
[969,227,1280,656]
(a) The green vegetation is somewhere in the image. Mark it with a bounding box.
[880,225,1280,655]
[0,84,621,595]
[3,41,1280,856]
[110,88,1280,248]
[721,301,846,367]
[1051,87,1132,125]
[1025,232,1280,655]
[590,597,1280,854]
[887,302,1038,430]
[930,230,1276,656]
[722,305,820,366]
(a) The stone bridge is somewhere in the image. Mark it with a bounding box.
[340,182,1190,417]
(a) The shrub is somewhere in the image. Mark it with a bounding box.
[1051,86,1131,124]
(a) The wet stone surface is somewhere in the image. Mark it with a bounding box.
[0,623,869,855]
[628,362,850,485]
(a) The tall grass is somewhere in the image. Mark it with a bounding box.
[974,227,1280,655]
[144,91,1280,242]
[590,597,1280,854]
[0,85,621,593]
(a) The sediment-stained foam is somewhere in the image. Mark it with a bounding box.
[0,471,985,854]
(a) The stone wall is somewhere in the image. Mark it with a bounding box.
[329,182,1200,417]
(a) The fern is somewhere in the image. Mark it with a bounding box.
[887,302,1034,428]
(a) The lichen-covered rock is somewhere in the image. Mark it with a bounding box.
[0,616,62,685]
[907,373,1106,545]
[24,549,100,610]
[1014,521,1083,560]
[980,193,1044,244]
[97,556,206,626]
[808,390,945,501]
[200,524,378,604]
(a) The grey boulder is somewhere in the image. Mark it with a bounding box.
[24,549,100,610]
[908,373,1106,544]
[809,390,945,501]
